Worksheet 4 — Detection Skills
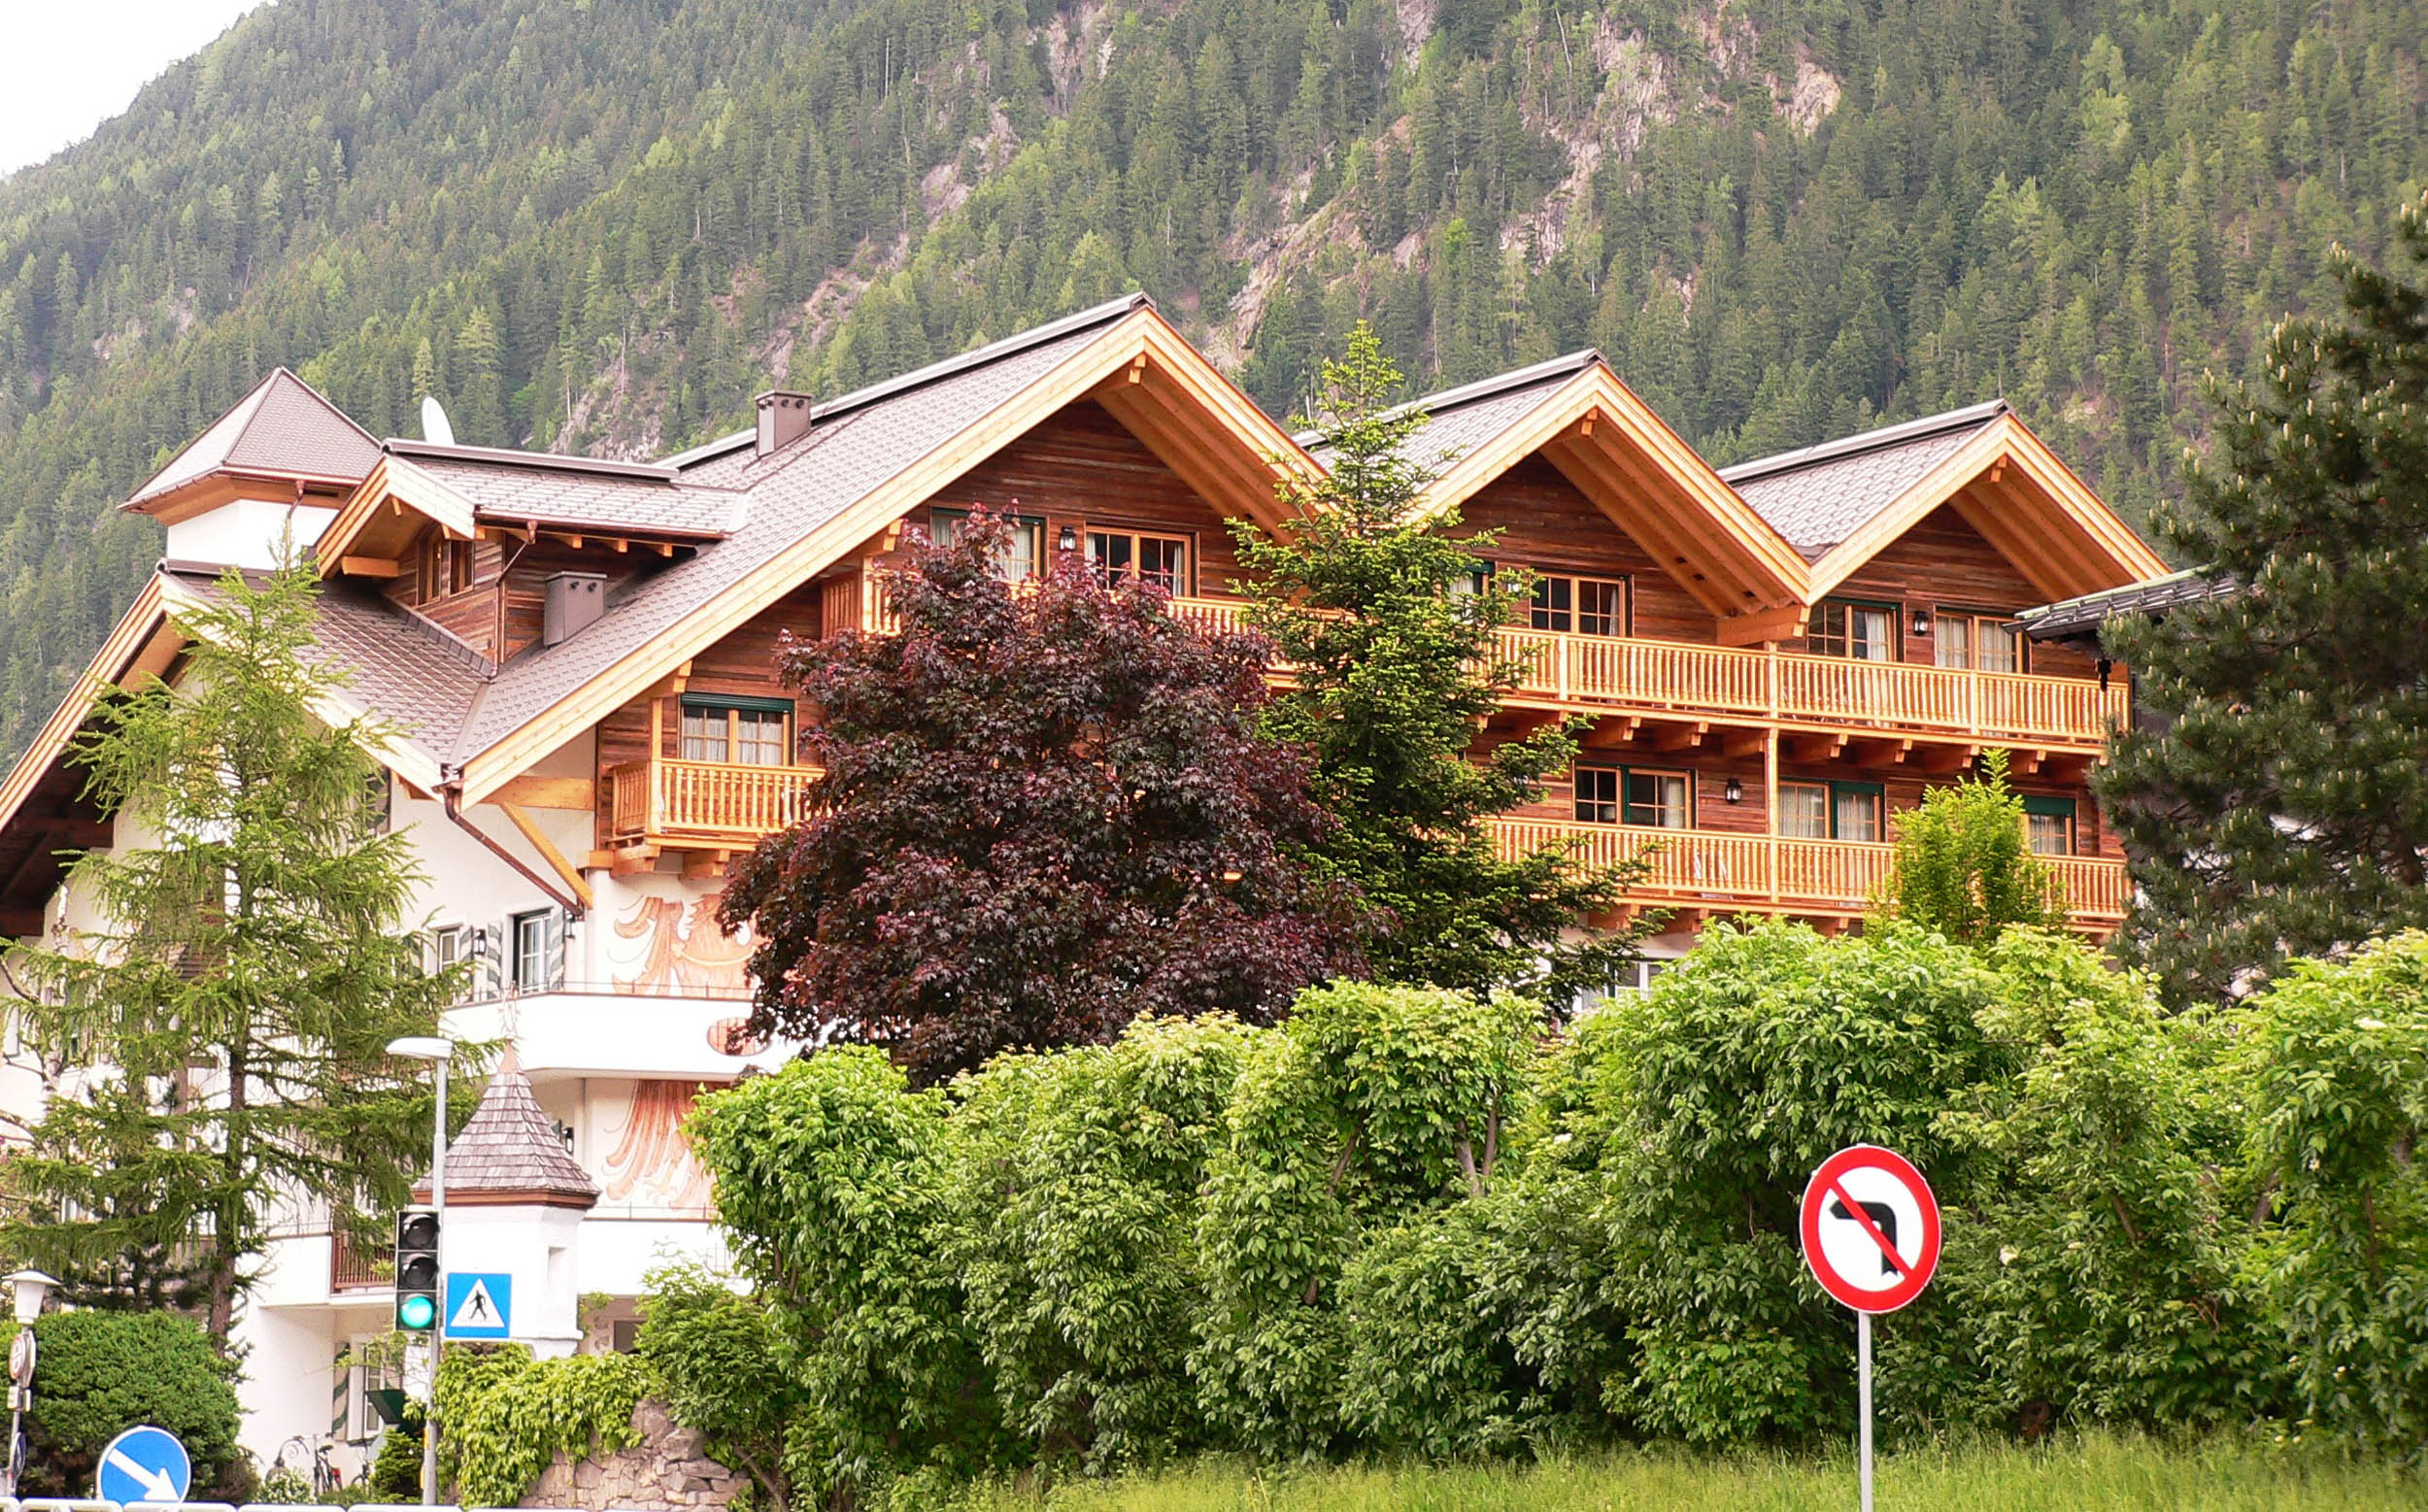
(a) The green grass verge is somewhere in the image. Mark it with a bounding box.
[923,1432,2413,1511]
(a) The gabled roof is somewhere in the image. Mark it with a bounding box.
[304,293,1315,800]
[1723,400,2008,559]
[124,369,382,514]
[1380,353,1812,641]
[413,1055,598,1208]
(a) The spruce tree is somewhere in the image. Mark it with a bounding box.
[1,563,460,1343]
[2098,192,2428,1003]
[1233,323,1646,1006]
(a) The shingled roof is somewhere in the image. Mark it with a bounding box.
[125,369,383,511]
[1721,400,2009,559]
[1301,351,1601,479]
[416,1057,598,1208]
[2019,568,2235,642]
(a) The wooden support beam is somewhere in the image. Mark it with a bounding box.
[340,555,402,579]
[1719,728,1769,759]
[1715,603,1808,647]
[608,844,661,877]
[1811,915,1849,937]
[681,850,731,882]
[2009,748,2044,777]
[1915,743,1980,776]
[501,803,594,910]
[1784,732,1847,762]
[0,909,46,938]
[491,775,595,810]
[1579,715,1644,750]
[1651,721,1708,753]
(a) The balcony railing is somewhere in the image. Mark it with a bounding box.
[1488,817,2130,929]
[603,758,820,848]
[1168,597,2126,744]
[330,1228,390,1292]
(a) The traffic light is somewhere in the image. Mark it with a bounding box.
[394,1206,440,1331]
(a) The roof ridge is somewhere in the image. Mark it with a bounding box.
[1292,350,1602,447]
[388,439,681,483]
[670,292,1155,470]
[1719,398,2009,485]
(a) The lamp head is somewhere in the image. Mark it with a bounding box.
[387,1036,454,1061]
[6,1269,57,1326]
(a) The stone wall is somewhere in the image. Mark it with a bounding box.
[523,1398,749,1511]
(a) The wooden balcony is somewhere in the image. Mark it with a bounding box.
[602,758,819,849]
[1488,817,2131,931]
[1160,597,2126,748]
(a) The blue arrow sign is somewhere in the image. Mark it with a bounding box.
[444,1271,513,1339]
[96,1424,191,1504]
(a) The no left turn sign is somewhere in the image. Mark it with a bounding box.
[1800,1143,1941,1314]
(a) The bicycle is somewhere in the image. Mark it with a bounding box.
[271,1434,343,1500]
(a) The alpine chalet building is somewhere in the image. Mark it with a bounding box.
[0,294,2166,1458]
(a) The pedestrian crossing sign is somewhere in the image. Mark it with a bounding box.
[444,1271,513,1338]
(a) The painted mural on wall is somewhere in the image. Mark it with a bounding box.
[593,1078,725,1216]
[604,880,754,998]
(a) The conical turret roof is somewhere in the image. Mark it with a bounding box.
[414,1049,598,1208]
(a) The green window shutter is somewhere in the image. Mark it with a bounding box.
[2021,794,2076,818]
[681,693,794,716]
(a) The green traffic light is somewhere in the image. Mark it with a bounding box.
[398,1294,436,1329]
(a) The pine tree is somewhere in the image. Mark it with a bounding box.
[1233,323,1647,1006]
[2098,191,2428,1003]
[0,564,461,1342]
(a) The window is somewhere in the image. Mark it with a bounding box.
[419,535,477,598]
[1575,766,1692,828]
[1779,782,1831,840]
[680,697,793,766]
[1087,530,1191,594]
[1934,611,2025,673]
[1778,780,1883,841]
[1530,574,1628,636]
[510,909,555,991]
[2023,794,2076,856]
[1574,765,1620,824]
[1809,600,1898,661]
[931,508,1044,582]
[1833,783,1885,843]
[430,924,470,976]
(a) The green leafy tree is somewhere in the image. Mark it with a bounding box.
[2099,194,2428,1003]
[17,1310,242,1499]
[2229,931,2428,1458]
[1,563,459,1343]
[1882,750,2063,943]
[1234,324,1646,1004]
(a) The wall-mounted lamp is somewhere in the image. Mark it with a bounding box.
[1058,524,1079,553]
[1910,608,1933,638]
[1723,776,1743,804]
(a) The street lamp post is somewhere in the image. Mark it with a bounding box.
[3,1268,56,1497]
[387,1036,453,1508]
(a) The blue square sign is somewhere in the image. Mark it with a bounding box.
[444,1271,513,1339]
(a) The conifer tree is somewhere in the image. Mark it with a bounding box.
[1,564,459,1343]
[2098,192,2428,1002]
[1233,323,1645,1006]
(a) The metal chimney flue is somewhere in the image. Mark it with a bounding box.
[543,572,607,647]
[754,390,814,457]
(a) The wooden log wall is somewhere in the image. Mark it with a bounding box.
[1454,457,1704,641]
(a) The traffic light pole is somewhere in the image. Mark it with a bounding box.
[422,1054,445,1508]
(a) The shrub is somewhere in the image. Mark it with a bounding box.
[17,1309,241,1498]
[640,1263,805,1507]
[2230,932,2428,1458]
[1883,750,2062,942]
[432,1344,653,1508]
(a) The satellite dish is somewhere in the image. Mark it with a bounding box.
[420,396,456,447]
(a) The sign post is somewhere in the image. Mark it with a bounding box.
[1800,1144,1940,1512]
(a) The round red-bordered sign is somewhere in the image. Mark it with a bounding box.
[1800,1144,1940,1314]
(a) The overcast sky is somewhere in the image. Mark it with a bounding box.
[0,0,267,177]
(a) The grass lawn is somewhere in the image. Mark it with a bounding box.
[931,1433,2415,1510]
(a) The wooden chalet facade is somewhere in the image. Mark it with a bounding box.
[0,295,2168,963]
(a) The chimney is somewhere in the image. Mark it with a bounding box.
[543,572,607,647]
[755,391,814,457]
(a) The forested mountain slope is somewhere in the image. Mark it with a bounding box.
[0,0,2419,756]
